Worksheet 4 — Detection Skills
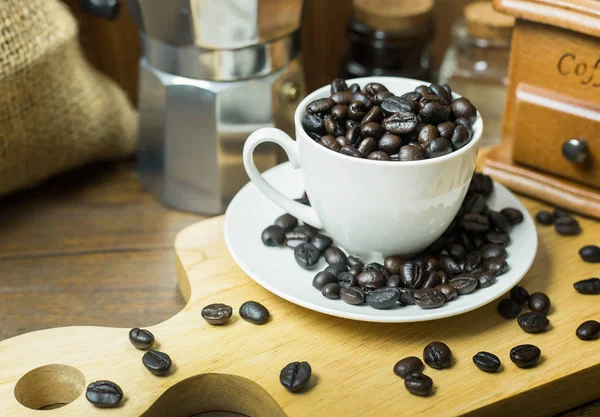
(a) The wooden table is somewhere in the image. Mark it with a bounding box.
[0,159,597,416]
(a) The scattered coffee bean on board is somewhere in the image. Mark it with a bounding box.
[576,320,600,340]
[518,312,550,333]
[510,286,529,305]
[473,351,501,372]
[423,342,453,369]
[510,344,541,368]
[535,210,554,225]
[280,361,312,392]
[142,350,172,376]
[527,292,551,314]
[579,245,600,263]
[497,298,521,318]
[86,380,123,408]
[393,356,424,379]
[239,301,270,324]
[201,303,233,325]
[404,373,434,396]
[574,278,600,295]
[129,328,154,350]
[555,216,581,236]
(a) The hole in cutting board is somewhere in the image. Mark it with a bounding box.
[14,364,85,410]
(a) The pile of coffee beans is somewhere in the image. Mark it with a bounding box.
[535,208,581,236]
[301,79,478,161]
[261,172,522,310]
[497,285,551,333]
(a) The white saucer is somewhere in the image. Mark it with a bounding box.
[224,163,538,323]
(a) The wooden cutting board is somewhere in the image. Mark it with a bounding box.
[0,210,599,416]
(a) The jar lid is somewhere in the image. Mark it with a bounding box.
[465,1,515,41]
[353,0,434,32]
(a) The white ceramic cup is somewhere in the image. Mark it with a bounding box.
[243,77,482,257]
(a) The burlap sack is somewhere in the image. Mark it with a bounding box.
[0,0,137,196]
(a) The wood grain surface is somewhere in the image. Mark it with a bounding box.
[0,160,598,416]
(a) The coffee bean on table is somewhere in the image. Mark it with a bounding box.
[280,361,312,392]
[311,234,333,252]
[294,243,321,269]
[527,292,551,314]
[324,246,347,265]
[481,243,508,259]
[262,225,285,247]
[312,271,337,290]
[423,341,453,369]
[535,210,554,225]
[554,208,570,218]
[340,286,366,305]
[473,352,501,372]
[337,272,357,288]
[413,288,445,309]
[142,350,172,376]
[579,245,600,263]
[555,216,581,235]
[357,269,386,290]
[510,344,541,368]
[366,287,400,309]
[497,298,521,318]
[436,284,458,301]
[325,262,348,275]
[574,278,600,294]
[129,328,154,350]
[86,381,123,408]
[201,303,233,325]
[322,282,341,299]
[518,312,549,333]
[476,270,496,288]
[394,356,424,379]
[576,320,600,340]
[510,286,529,305]
[274,214,298,231]
[501,207,524,225]
[481,257,509,276]
[240,301,270,325]
[404,373,434,396]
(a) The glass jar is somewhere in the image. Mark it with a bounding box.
[439,2,514,147]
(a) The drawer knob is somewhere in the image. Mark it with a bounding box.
[562,138,588,164]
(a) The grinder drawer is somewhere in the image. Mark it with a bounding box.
[512,84,600,189]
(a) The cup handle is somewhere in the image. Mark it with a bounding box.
[243,128,324,229]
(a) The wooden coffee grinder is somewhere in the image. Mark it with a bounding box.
[483,0,600,218]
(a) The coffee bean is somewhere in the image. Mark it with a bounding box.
[341,145,364,158]
[349,83,361,93]
[285,231,310,249]
[311,234,333,252]
[440,256,463,277]
[352,92,372,108]
[510,344,541,368]
[86,381,123,408]
[324,115,343,137]
[378,133,402,155]
[394,356,424,379]
[357,269,386,290]
[413,288,445,309]
[451,97,477,122]
[422,272,441,289]
[481,243,507,259]
[528,292,551,314]
[367,151,391,160]
[398,287,416,305]
[347,256,364,268]
[262,225,285,246]
[362,105,384,123]
[497,298,521,318]
[574,278,600,294]
[473,352,501,372]
[535,210,554,225]
[464,250,482,272]
[360,122,384,139]
[398,144,424,161]
[274,214,298,232]
[437,270,449,285]
[556,216,581,235]
[322,282,341,299]
[340,286,366,305]
[345,125,361,146]
[307,98,335,114]
[576,320,600,340]
[579,245,600,263]
[384,255,404,274]
[486,231,511,246]
[301,113,326,135]
[142,350,172,375]
[510,286,529,305]
[363,82,388,97]
[325,262,348,275]
[381,96,416,116]
[323,246,346,265]
[488,211,511,233]
[476,270,496,288]
[366,287,400,309]
[312,271,337,290]
[331,91,353,105]
[463,193,487,214]
[382,112,418,134]
[450,125,472,150]
[293,224,318,237]
[373,90,395,105]
[331,78,348,93]
[437,121,455,139]
[336,135,350,147]
[420,93,449,107]
[447,243,467,261]
[280,361,312,392]
[348,101,368,121]
[423,341,452,369]
[436,284,458,301]
[501,207,524,225]
[420,102,451,125]
[470,173,494,197]
[461,213,490,233]
[240,301,270,325]
[415,84,430,95]
[429,83,452,103]
[425,137,453,158]
[400,261,425,288]
[404,373,433,396]
[129,328,154,350]
[349,264,364,278]
[454,118,474,135]
[554,208,570,218]
[320,135,341,152]
[518,312,549,333]
[201,304,233,325]
[481,257,509,276]
[357,137,377,156]
[417,124,438,148]
[450,275,478,294]
[401,91,422,102]
[294,243,321,270]
[337,272,357,289]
